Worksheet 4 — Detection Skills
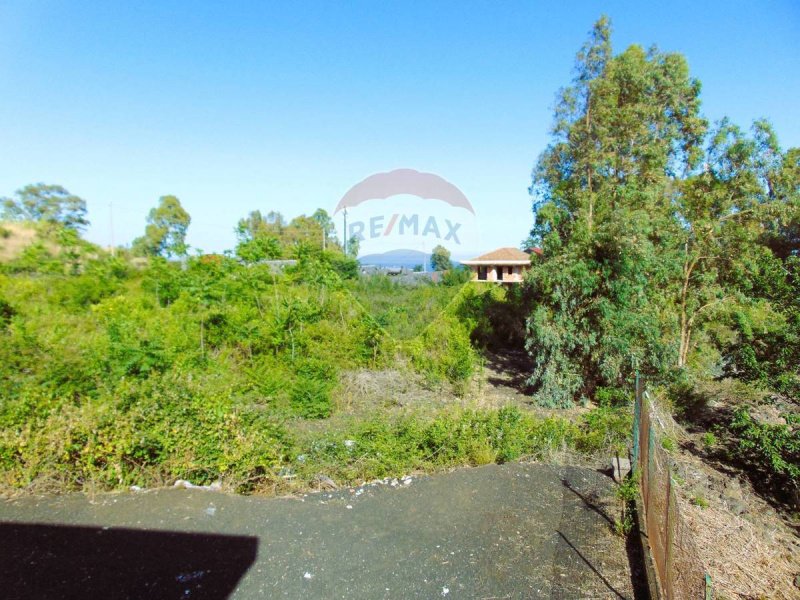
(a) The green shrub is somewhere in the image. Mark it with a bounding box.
[290,369,334,419]
[575,406,632,454]
[730,407,799,489]
[701,431,717,447]
[408,315,476,392]
[595,387,631,407]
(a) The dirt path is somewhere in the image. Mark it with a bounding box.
[0,463,641,599]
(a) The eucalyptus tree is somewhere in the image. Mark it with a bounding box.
[1,183,89,231]
[132,195,191,258]
[526,18,800,406]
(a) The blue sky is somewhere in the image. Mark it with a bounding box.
[1,1,798,257]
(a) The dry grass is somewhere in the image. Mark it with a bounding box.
[0,222,58,262]
[680,496,800,599]
[652,400,800,600]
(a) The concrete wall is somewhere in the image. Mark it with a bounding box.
[468,264,529,283]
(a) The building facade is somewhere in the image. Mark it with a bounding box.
[461,247,536,283]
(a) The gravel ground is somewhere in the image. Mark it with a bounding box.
[0,463,640,599]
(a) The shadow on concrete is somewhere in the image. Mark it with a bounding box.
[561,477,615,527]
[560,477,651,600]
[0,522,258,600]
[557,531,627,599]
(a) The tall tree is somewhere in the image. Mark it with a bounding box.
[1,183,89,231]
[526,18,799,407]
[132,196,191,258]
[430,245,452,271]
[525,17,707,406]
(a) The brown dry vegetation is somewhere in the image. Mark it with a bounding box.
[0,222,43,262]
[653,390,800,599]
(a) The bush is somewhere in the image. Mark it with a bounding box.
[595,386,631,407]
[730,407,799,491]
[293,407,580,485]
[290,373,334,419]
[575,406,632,454]
[408,315,476,392]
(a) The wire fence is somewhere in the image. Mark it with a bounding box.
[632,376,712,600]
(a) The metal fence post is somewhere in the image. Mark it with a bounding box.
[632,372,641,471]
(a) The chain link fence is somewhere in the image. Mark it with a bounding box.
[632,376,712,600]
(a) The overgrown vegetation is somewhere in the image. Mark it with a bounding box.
[4,17,797,505]
[0,209,636,495]
[524,17,799,498]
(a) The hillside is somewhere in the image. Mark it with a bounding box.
[0,223,42,262]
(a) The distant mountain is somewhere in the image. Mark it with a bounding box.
[358,248,431,269]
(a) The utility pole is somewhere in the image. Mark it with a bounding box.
[343,208,348,254]
[109,202,116,256]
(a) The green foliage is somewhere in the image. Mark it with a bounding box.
[525,17,800,407]
[441,266,471,286]
[595,387,631,408]
[0,297,14,327]
[430,244,452,272]
[0,244,409,494]
[574,406,632,454]
[616,473,639,503]
[132,195,191,257]
[409,314,476,393]
[294,406,581,483]
[1,184,89,231]
[451,283,527,350]
[0,377,294,493]
[701,431,717,447]
[346,235,360,258]
[235,235,282,263]
[346,275,460,340]
[234,209,343,260]
[730,407,800,488]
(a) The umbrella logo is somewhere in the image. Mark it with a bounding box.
[333,169,477,262]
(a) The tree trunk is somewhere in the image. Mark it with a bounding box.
[678,252,699,368]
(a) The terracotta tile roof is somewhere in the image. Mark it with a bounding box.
[463,247,532,263]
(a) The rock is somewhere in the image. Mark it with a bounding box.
[727,499,748,516]
[173,479,222,491]
[314,474,337,490]
[611,457,631,483]
[722,480,745,510]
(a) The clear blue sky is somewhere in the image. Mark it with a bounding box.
[1,1,798,256]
